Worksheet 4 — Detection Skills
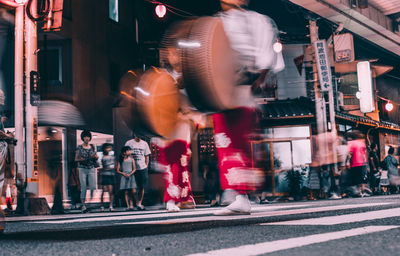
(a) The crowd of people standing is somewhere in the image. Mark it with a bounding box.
[306,131,400,201]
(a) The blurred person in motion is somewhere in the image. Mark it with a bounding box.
[156,120,196,212]
[117,146,138,211]
[0,112,15,232]
[213,0,284,215]
[100,143,116,212]
[346,131,368,197]
[125,133,151,210]
[383,146,400,193]
[336,136,349,197]
[368,143,381,195]
[75,130,98,213]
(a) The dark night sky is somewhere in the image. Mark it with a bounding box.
[141,0,400,75]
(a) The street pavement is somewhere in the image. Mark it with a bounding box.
[1,195,400,256]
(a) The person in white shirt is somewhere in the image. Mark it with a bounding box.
[124,133,151,210]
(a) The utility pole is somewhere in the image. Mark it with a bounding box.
[14,3,25,188]
[309,19,326,134]
[24,0,39,196]
[309,19,338,172]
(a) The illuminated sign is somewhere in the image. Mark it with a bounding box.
[334,33,355,63]
[357,61,375,113]
[314,40,332,92]
[33,118,39,177]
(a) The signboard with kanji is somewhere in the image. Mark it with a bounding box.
[314,40,333,92]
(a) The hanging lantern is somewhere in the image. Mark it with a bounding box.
[385,102,394,112]
[155,4,167,18]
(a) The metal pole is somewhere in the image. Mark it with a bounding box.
[25,0,39,196]
[14,4,25,185]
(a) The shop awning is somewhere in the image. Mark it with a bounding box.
[258,99,314,120]
[336,111,400,131]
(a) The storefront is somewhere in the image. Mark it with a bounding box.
[251,125,312,196]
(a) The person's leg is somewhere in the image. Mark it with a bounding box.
[88,168,96,199]
[212,108,259,215]
[108,185,114,210]
[137,169,148,208]
[100,185,107,211]
[78,168,88,211]
[131,189,138,209]
[124,190,130,210]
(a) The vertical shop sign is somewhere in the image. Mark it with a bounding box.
[33,118,39,177]
[314,40,332,92]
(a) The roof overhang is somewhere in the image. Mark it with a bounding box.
[289,0,400,57]
[334,60,393,77]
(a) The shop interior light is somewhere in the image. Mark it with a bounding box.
[356,91,361,99]
[385,102,394,112]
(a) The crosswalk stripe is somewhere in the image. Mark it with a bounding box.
[186,225,399,256]
[28,204,309,224]
[116,202,391,226]
[30,202,391,225]
[261,207,400,226]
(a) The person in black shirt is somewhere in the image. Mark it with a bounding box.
[368,143,380,194]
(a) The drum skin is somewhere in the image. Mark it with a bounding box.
[182,17,237,112]
[136,69,181,138]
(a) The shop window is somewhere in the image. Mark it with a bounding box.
[292,139,312,166]
[265,126,310,139]
[273,142,292,170]
[63,0,72,20]
[38,46,63,87]
[109,0,119,22]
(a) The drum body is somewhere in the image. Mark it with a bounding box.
[180,17,237,112]
[119,68,181,138]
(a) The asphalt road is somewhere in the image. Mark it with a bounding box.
[1,195,400,256]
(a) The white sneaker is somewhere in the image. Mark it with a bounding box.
[328,193,341,200]
[166,200,180,212]
[214,194,251,216]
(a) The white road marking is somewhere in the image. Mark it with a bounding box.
[29,204,309,224]
[186,225,399,256]
[118,203,391,226]
[261,207,400,226]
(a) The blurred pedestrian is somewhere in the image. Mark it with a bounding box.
[68,161,80,210]
[100,143,115,212]
[346,132,367,197]
[157,121,196,212]
[213,0,284,215]
[117,146,138,211]
[125,133,151,210]
[383,146,400,192]
[75,130,98,213]
[337,136,349,196]
[368,143,380,194]
[0,113,15,208]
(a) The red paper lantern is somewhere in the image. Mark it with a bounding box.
[155,4,167,18]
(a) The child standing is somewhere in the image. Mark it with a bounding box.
[117,146,138,210]
[100,143,116,212]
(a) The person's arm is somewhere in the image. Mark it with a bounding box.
[74,148,84,162]
[116,162,127,177]
[145,155,150,168]
[130,160,137,176]
[370,155,377,171]
[0,130,14,140]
